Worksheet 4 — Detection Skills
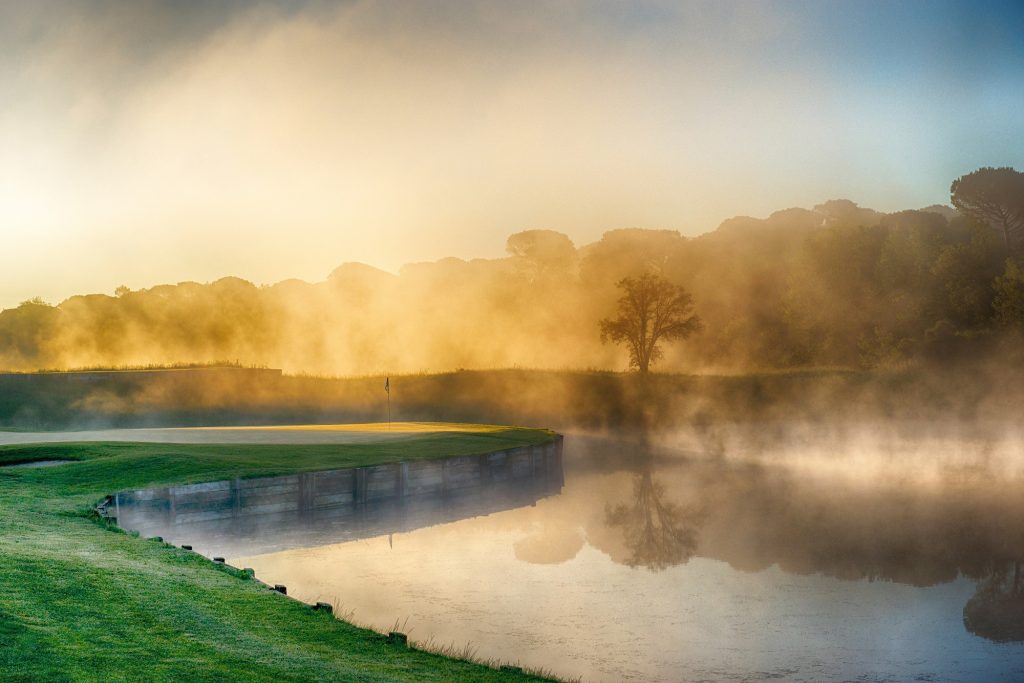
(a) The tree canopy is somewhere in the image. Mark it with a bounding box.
[950,167,1024,253]
[599,274,702,373]
[0,169,1021,374]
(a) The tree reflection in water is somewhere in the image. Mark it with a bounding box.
[964,560,1024,643]
[587,436,1024,641]
[605,464,703,571]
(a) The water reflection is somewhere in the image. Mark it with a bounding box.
[965,561,1024,643]
[604,464,702,571]
[114,435,1024,680]
[114,441,564,557]
[583,437,1024,646]
[566,438,1018,580]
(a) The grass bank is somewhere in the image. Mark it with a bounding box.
[0,427,557,682]
[4,363,1020,433]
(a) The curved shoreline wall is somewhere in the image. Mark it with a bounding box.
[108,436,564,556]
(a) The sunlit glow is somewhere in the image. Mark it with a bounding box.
[2,1,1023,308]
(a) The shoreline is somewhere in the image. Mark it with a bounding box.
[0,425,561,682]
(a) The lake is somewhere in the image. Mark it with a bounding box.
[115,434,1024,682]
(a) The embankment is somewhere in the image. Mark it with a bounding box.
[0,427,559,682]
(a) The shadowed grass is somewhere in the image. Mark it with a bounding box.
[0,427,558,682]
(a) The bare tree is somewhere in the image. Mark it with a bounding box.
[599,273,701,373]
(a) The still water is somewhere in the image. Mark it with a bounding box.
[117,435,1024,682]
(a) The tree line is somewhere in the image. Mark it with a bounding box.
[1,168,1021,375]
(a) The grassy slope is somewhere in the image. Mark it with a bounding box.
[6,365,1020,433]
[0,429,557,683]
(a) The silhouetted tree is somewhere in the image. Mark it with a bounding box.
[4,181,1024,374]
[599,273,701,373]
[580,229,685,287]
[0,299,59,369]
[814,198,883,227]
[930,227,1002,330]
[506,230,577,280]
[951,167,1024,253]
[993,259,1024,329]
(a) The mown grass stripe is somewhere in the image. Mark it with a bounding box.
[0,427,558,682]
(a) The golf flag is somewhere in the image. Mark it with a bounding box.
[384,376,390,393]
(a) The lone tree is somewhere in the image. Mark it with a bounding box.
[599,273,701,373]
[951,167,1024,253]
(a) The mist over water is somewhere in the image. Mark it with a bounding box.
[5,3,1024,681]
[117,431,1024,682]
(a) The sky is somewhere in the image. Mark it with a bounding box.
[1,0,1023,310]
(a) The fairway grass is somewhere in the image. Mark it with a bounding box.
[0,427,558,682]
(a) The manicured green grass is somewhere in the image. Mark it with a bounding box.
[0,428,558,682]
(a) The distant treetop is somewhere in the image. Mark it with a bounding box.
[951,167,1024,253]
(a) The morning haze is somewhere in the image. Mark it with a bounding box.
[2,2,1024,683]
[3,1,1023,309]
[0,198,1019,376]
